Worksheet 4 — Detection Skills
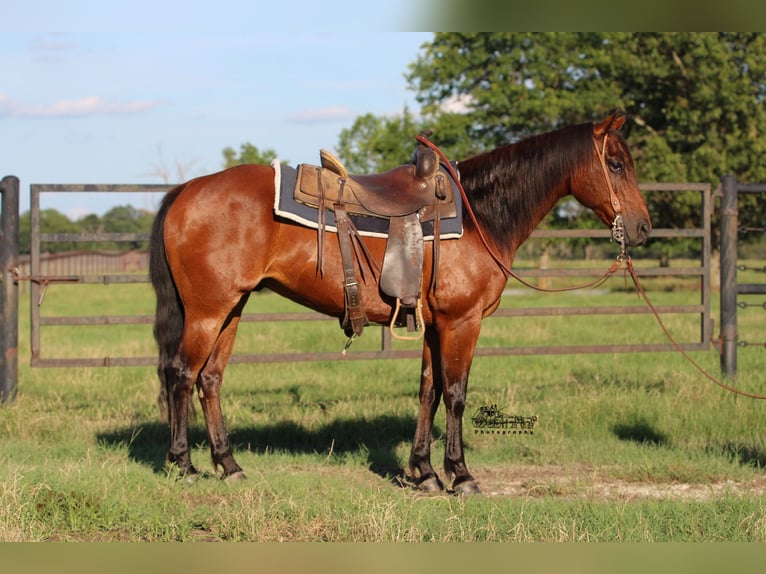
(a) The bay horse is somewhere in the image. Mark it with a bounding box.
[150,110,651,494]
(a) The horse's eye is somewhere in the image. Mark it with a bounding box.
[608,161,624,173]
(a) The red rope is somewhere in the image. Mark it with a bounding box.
[416,133,628,293]
[624,257,766,400]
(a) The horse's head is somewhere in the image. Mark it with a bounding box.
[573,110,652,248]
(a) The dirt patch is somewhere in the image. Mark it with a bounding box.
[474,465,766,501]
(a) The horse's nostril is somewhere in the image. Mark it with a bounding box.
[641,222,651,236]
[638,222,652,244]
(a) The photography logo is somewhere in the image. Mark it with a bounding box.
[471,404,537,436]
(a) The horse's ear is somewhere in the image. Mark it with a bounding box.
[594,109,627,137]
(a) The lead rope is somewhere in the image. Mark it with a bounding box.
[623,257,766,400]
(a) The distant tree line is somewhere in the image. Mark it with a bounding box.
[18,205,155,254]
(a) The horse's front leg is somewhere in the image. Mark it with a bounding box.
[438,319,482,495]
[408,329,444,491]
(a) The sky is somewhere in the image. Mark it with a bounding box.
[1,1,432,219]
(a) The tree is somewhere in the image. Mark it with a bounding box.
[335,107,425,173]
[101,205,154,250]
[222,143,283,168]
[403,33,766,252]
[18,209,80,254]
[145,145,198,184]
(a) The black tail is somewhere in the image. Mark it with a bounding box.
[150,185,185,415]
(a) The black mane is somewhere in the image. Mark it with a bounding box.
[456,122,594,252]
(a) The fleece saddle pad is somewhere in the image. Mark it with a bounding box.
[272,160,463,240]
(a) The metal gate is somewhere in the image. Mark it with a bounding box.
[2,179,720,401]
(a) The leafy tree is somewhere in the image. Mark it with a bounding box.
[18,207,154,255]
[78,213,102,234]
[101,205,154,250]
[222,143,283,168]
[18,209,81,254]
[401,33,766,255]
[406,34,766,181]
[335,107,424,173]
[70,212,104,252]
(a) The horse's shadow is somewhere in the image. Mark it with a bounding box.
[612,418,766,469]
[97,413,420,482]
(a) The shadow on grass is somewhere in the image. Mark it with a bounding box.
[97,413,420,482]
[611,418,669,446]
[611,420,766,469]
[717,442,766,469]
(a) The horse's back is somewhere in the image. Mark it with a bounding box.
[169,163,275,214]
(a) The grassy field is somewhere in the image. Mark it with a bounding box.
[2,258,766,541]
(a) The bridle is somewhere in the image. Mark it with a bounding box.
[594,131,626,256]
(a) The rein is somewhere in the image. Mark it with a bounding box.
[509,131,628,293]
[416,132,626,293]
[416,133,514,278]
[623,257,766,400]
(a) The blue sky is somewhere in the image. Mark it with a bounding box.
[1,1,432,218]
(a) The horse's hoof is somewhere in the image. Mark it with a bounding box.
[223,470,247,482]
[166,461,200,484]
[417,475,445,493]
[452,479,482,496]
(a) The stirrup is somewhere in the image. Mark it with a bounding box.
[389,298,425,342]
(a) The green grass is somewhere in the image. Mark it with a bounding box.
[2,258,766,541]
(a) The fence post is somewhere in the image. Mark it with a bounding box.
[719,175,738,378]
[1,175,20,402]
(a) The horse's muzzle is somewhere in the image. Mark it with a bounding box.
[628,219,652,247]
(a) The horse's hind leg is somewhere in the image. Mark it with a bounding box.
[165,309,235,478]
[195,295,250,479]
[164,349,201,478]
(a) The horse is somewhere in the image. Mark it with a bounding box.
[149,110,651,494]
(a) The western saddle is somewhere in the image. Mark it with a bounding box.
[293,134,456,344]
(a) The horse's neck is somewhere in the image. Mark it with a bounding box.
[460,147,571,259]
[509,181,568,252]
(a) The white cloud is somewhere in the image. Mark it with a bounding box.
[287,105,355,124]
[440,93,475,114]
[30,35,78,59]
[65,205,93,221]
[0,93,163,118]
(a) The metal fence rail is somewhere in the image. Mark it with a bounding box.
[719,176,766,377]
